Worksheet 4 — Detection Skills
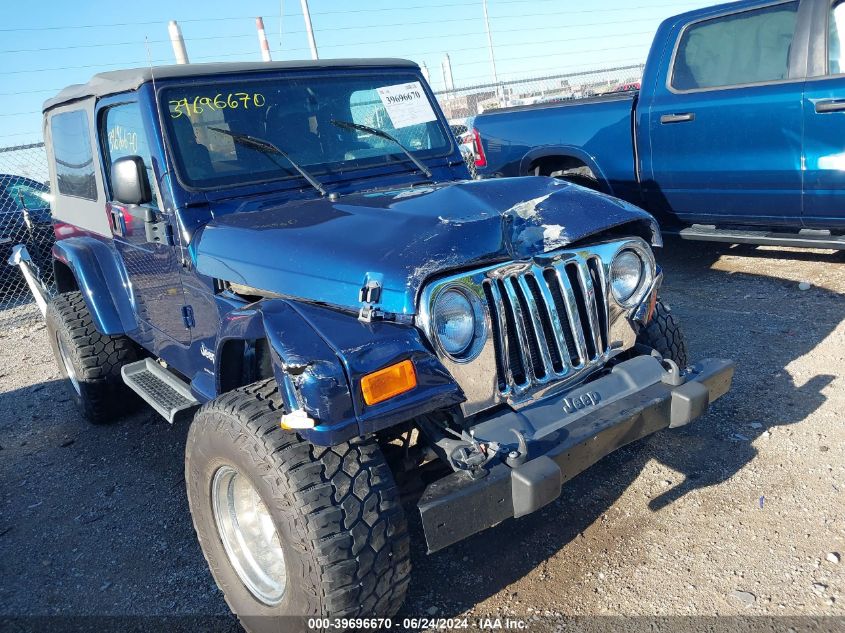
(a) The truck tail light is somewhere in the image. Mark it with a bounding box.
[459,128,487,168]
[361,360,417,406]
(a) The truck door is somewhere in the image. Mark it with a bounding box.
[644,1,804,226]
[802,0,845,228]
[100,100,191,347]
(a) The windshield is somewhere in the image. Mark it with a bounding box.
[160,71,452,189]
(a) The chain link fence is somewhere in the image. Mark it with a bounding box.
[0,143,55,329]
[436,63,645,120]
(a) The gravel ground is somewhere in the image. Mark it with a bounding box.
[0,239,843,629]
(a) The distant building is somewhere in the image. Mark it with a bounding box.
[439,90,496,118]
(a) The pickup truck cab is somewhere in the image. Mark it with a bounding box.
[13,60,733,629]
[470,0,845,249]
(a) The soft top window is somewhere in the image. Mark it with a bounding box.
[50,109,97,200]
[159,71,451,190]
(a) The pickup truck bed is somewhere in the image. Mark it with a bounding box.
[475,92,638,201]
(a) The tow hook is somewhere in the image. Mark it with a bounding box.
[660,358,686,386]
[504,429,529,467]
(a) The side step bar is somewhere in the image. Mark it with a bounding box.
[665,225,845,250]
[121,359,200,423]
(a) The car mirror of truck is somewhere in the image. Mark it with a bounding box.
[111,156,152,206]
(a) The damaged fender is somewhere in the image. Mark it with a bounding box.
[216,298,464,445]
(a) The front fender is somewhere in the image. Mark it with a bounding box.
[217,298,464,446]
[52,237,137,336]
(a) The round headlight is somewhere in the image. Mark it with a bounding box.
[433,288,476,356]
[610,249,646,305]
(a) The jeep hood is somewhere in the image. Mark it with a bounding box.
[193,177,657,315]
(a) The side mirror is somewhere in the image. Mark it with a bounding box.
[111,156,152,206]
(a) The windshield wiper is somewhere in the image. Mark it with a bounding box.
[330,119,433,179]
[208,127,327,197]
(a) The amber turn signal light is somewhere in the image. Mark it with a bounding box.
[361,360,417,406]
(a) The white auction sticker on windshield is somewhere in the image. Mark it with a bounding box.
[376,82,437,129]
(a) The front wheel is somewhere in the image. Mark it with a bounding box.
[637,300,689,367]
[185,379,411,632]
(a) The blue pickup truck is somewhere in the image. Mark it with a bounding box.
[469,0,845,249]
[11,59,734,628]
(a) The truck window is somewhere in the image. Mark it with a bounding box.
[50,110,98,200]
[671,1,799,91]
[830,2,845,74]
[102,102,159,208]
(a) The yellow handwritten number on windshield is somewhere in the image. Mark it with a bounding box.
[169,93,267,118]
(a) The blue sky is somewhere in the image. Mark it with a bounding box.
[1,0,714,145]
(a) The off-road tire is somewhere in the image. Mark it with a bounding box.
[185,379,411,632]
[637,300,689,367]
[45,291,138,423]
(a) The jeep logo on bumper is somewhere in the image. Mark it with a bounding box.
[562,391,601,414]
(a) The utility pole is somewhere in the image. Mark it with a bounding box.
[481,0,501,103]
[300,0,319,60]
[168,20,189,64]
[441,54,454,91]
[255,17,272,61]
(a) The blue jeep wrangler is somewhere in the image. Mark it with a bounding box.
[15,60,733,628]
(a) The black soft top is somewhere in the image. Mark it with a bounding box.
[43,59,419,112]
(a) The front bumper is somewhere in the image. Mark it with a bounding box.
[418,354,734,553]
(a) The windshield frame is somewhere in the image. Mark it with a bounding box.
[156,67,457,193]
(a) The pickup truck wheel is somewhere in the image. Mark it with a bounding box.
[637,300,689,367]
[185,379,411,631]
[45,291,138,423]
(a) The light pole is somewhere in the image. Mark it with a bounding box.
[481,0,501,103]
[300,0,319,60]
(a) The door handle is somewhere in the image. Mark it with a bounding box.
[660,113,695,124]
[815,99,845,113]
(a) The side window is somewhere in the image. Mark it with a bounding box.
[830,2,845,74]
[671,2,799,91]
[50,110,97,200]
[103,102,159,208]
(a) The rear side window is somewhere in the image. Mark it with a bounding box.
[50,109,97,200]
[671,1,799,91]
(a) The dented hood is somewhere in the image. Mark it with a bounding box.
[193,177,656,315]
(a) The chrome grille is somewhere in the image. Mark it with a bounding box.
[483,256,609,398]
[418,238,650,416]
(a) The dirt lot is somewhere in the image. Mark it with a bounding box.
[0,239,843,629]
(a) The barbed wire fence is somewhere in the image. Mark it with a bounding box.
[0,63,644,329]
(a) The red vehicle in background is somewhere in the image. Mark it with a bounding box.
[608,81,641,93]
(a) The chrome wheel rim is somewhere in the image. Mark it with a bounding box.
[211,466,287,605]
[57,335,80,395]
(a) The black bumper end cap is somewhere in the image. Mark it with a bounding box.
[512,455,562,518]
[669,380,710,428]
